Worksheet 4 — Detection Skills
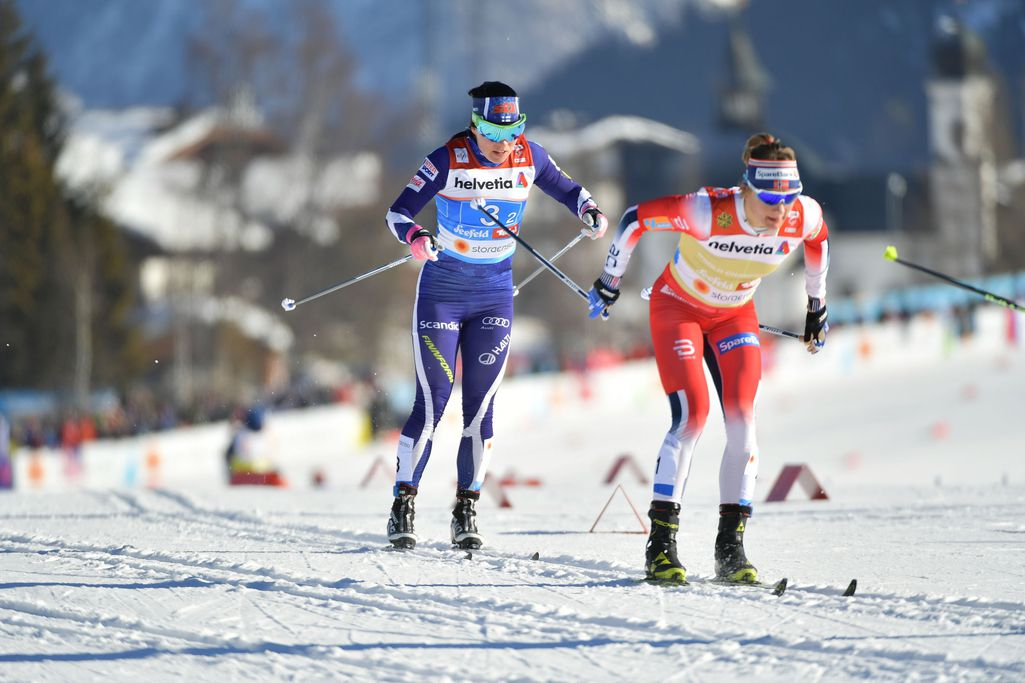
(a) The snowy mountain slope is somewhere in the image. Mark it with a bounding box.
[2,310,1025,680]
[20,0,1025,175]
[15,0,694,110]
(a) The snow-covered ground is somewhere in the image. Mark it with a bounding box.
[3,311,1025,681]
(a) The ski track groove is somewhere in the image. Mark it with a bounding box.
[4,530,914,677]
[243,592,297,637]
[100,489,1025,650]
[130,490,923,613]
[5,543,1022,679]
[4,489,1025,675]
[0,594,471,681]
[0,531,693,649]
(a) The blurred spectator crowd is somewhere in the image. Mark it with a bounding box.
[3,292,1022,456]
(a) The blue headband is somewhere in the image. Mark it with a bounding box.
[472,96,520,125]
[745,159,802,195]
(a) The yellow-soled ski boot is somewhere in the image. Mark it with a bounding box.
[644,501,687,584]
[714,504,758,583]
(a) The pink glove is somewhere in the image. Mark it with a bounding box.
[406,225,439,262]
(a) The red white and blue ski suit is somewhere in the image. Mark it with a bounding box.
[599,187,829,507]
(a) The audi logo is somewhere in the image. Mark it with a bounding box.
[481,317,511,328]
[478,352,497,366]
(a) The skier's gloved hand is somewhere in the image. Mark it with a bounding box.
[406,225,439,262]
[578,201,608,240]
[587,276,620,319]
[803,297,828,354]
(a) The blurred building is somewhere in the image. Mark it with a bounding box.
[57,96,383,403]
[927,16,1025,277]
[524,6,1025,326]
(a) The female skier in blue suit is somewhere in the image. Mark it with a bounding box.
[383,81,607,549]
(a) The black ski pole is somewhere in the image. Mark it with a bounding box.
[514,233,584,296]
[883,246,1025,313]
[470,199,609,320]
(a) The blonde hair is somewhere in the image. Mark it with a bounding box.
[742,132,796,164]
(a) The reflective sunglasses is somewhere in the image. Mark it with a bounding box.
[472,112,527,143]
[746,179,801,206]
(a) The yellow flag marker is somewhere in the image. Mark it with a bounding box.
[883,245,899,261]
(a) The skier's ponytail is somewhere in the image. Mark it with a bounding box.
[742,133,796,164]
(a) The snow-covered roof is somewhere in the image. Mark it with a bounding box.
[530,115,701,158]
[56,107,381,253]
[192,295,295,352]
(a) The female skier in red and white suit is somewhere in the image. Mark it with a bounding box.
[586,134,829,584]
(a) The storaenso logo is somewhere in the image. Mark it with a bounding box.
[707,241,775,256]
[710,290,747,304]
[454,177,514,191]
[471,244,509,254]
[420,321,460,330]
[482,317,511,328]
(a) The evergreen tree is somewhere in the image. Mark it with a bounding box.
[0,0,140,397]
[0,0,72,389]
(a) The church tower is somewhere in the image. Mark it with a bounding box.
[717,12,770,133]
[925,15,1000,277]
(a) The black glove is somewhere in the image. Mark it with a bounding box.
[579,204,608,240]
[587,277,620,318]
[803,297,828,354]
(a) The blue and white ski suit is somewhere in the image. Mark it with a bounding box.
[385,130,595,492]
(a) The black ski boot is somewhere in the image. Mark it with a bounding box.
[450,489,483,549]
[714,504,758,583]
[387,483,418,549]
[644,501,687,584]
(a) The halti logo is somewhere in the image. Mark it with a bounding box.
[776,242,790,255]
[480,334,511,365]
[454,177,514,191]
[516,172,528,187]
